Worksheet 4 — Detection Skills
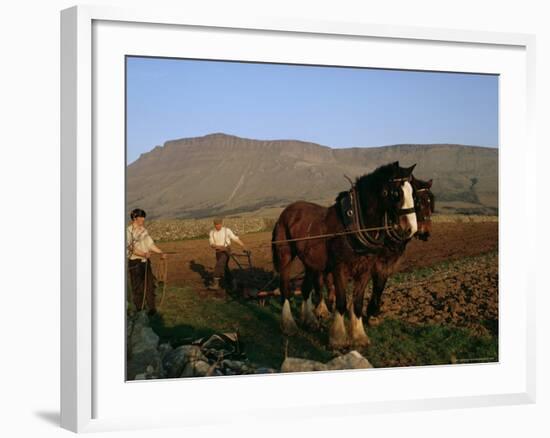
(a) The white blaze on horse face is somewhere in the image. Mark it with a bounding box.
[401,181,418,238]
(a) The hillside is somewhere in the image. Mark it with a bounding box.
[126,133,498,219]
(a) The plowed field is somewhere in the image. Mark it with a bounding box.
[153,222,498,292]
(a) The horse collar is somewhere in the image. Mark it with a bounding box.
[338,185,385,253]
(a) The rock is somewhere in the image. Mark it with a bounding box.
[326,351,373,370]
[193,360,212,377]
[181,362,195,378]
[280,357,327,373]
[127,313,161,380]
[163,345,207,378]
[180,360,212,378]
[281,351,374,373]
[198,333,239,359]
[222,360,245,370]
[130,326,159,354]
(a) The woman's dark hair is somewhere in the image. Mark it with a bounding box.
[130,208,146,220]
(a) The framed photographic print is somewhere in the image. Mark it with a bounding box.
[61,4,536,433]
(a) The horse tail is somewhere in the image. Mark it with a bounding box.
[271,220,282,272]
[271,218,293,273]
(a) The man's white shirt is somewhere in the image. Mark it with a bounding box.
[209,226,238,248]
[126,225,155,261]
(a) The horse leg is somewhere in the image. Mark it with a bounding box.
[349,274,370,347]
[300,269,319,329]
[328,267,349,350]
[279,252,298,336]
[366,272,387,326]
[314,271,331,320]
[326,272,336,312]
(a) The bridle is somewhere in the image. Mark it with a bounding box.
[384,176,416,244]
[339,174,418,251]
[412,187,434,223]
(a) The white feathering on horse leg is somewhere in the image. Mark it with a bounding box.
[314,297,331,320]
[301,295,319,328]
[281,299,298,336]
[349,311,370,347]
[329,311,348,350]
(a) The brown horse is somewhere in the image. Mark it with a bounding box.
[314,175,435,323]
[272,162,418,349]
[366,176,435,323]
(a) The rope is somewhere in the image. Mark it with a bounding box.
[158,258,168,309]
[270,224,391,246]
[126,223,394,301]
[128,257,169,310]
[141,259,148,311]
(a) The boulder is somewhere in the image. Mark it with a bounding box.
[181,360,212,378]
[281,351,374,373]
[193,360,212,377]
[162,345,207,378]
[280,357,327,373]
[325,351,373,370]
[127,312,160,380]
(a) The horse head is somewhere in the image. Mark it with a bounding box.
[411,175,435,241]
[355,161,417,241]
[384,162,418,240]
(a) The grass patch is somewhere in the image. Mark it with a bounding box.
[366,319,498,368]
[142,284,498,370]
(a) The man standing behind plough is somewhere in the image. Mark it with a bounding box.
[208,218,246,290]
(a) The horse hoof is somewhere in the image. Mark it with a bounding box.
[314,300,331,320]
[329,312,349,350]
[348,313,370,348]
[301,296,320,329]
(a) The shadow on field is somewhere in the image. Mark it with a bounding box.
[189,259,214,288]
[231,266,279,294]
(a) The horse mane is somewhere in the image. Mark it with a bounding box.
[355,162,397,193]
[335,162,397,204]
[334,162,398,229]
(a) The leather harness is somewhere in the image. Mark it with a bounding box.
[337,177,416,253]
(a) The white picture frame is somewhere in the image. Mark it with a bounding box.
[60,4,536,433]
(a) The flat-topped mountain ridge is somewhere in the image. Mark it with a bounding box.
[127,133,498,219]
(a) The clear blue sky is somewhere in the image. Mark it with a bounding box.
[126,56,498,164]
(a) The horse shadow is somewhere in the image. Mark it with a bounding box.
[189,259,214,288]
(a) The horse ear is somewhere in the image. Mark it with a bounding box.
[427,178,433,188]
[392,161,399,168]
[407,164,417,175]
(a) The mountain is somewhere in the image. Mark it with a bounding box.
[126,133,498,219]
